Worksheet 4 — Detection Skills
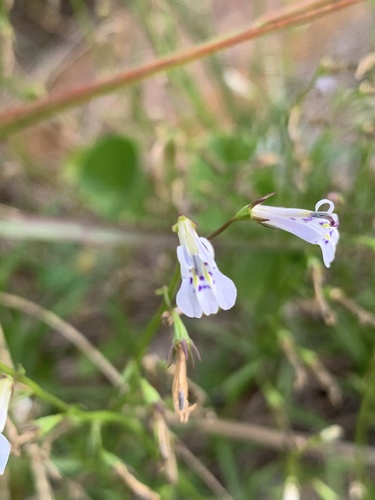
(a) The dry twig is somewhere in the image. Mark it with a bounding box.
[0,0,364,136]
[311,262,337,326]
[0,292,124,389]
[183,417,375,466]
[330,288,375,327]
[175,439,233,500]
[28,444,55,500]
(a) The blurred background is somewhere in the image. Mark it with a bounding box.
[1,0,375,498]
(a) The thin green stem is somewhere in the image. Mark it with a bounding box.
[136,264,180,362]
[206,217,237,240]
[77,409,139,426]
[162,286,172,309]
[0,362,70,412]
[0,361,151,431]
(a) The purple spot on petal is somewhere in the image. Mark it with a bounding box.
[290,217,296,221]
[189,277,193,285]
[302,217,313,222]
[199,276,204,281]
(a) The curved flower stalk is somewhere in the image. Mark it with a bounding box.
[0,375,12,474]
[249,197,339,268]
[173,216,237,318]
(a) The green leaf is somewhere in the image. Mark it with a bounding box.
[35,414,65,436]
[69,134,144,219]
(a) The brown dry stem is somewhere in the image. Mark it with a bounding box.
[186,417,375,466]
[280,334,309,391]
[0,292,124,389]
[0,0,364,136]
[172,344,197,423]
[307,355,343,407]
[28,444,55,500]
[312,262,337,325]
[112,460,160,500]
[175,439,233,500]
[152,408,178,484]
[330,288,375,327]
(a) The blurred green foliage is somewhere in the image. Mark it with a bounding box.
[67,134,147,219]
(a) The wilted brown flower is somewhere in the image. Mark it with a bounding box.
[172,343,197,424]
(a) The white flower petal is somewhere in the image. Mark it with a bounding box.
[253,205,311,219]
[320,242,335,268]
[0,433,10,475]
[198,285,220,316]
[213,269,237,310]
[262,214,331,244]
[0,377,12,433]
[268,215,339,267]
[176,278,203,318]
[177,245,192,269]
[199,237,215,259]
[176,246,203,318]
[319,228,340,268]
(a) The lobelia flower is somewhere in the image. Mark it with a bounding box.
[249,196,339,268]
[0,375,12,475]
[173,216,237,318]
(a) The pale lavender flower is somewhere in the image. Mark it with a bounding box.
[251,198,339,267]
[0,375,12,474]
[173,216,237,318]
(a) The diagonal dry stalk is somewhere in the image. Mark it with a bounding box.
[0,0,364,136]
[0,292,124,389]
[330,288,375,327]
[175,439,233,500]
[28,444,55,500]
